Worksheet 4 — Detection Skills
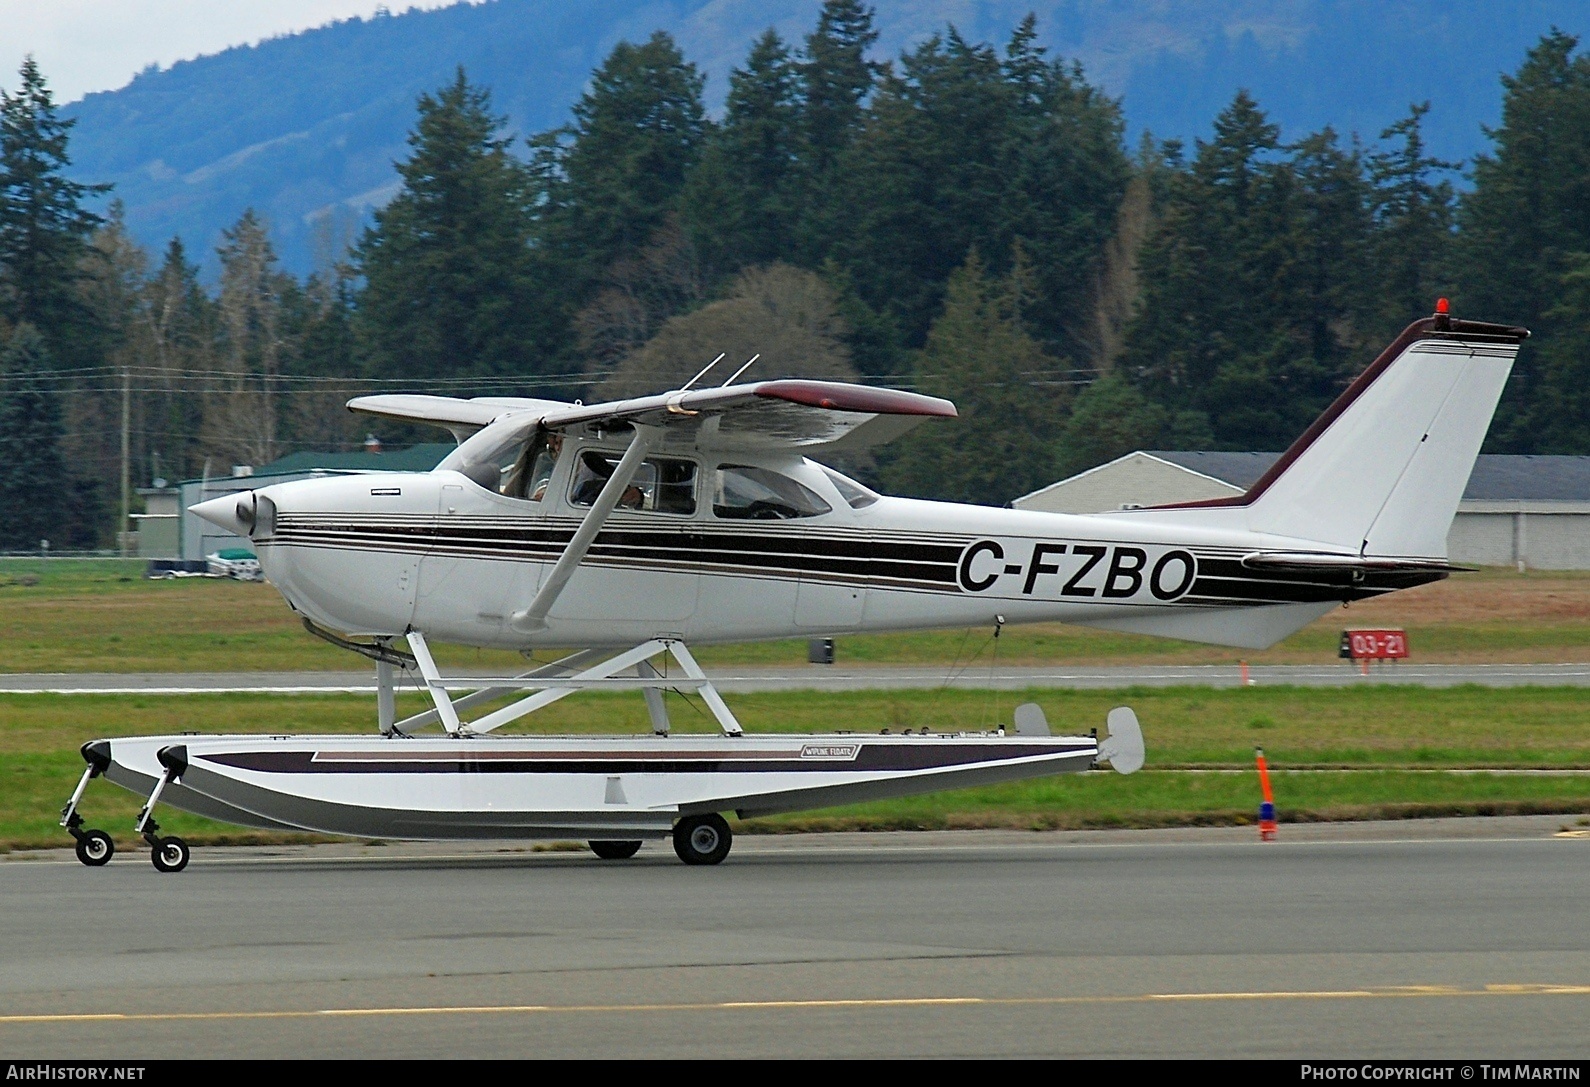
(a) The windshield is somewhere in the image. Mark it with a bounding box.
[821,467,879,509]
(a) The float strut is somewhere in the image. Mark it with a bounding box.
[135,774,170,843]
[59,765,98,842]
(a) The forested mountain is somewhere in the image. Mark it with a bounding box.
[2,2,1588,551]
[60,0,1587,274]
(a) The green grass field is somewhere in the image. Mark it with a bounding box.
[6,685,1589,850]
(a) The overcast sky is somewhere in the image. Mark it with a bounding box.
[0,1,466,103]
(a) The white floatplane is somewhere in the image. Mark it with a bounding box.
[61,306,1525,870]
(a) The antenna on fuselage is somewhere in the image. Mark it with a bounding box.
[720,353,761,387]
[679,353,727,392]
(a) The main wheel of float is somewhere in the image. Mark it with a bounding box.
[75,830,114,867]
[150,835,190,873]
[672,814,732,866]
[589,840,643,860]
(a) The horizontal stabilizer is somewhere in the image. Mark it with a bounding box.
[1240,552,1469,574]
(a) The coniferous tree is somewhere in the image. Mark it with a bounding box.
[1457,30,1590,452]
[0,324,73,549]
[356,69,541,379]
[73,203,150,536]
[822,20,1127,359]
[998,19,1131,355]
[1531,252,1590,453]
[533,33,707,297]
[143,238,217,480]
[827,31,1013,344]
[799,0,881,180]
[211,210,292,466]
[880,250,1067,504]
[682,30,802,272]
[0,59,109,366]
[1119,92,1375,450]
[1366,103,1458,341]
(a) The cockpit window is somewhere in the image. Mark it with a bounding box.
[502,430,564,501]
[569,450,696,514]
[713,465,832,520]
[821,467,879,509]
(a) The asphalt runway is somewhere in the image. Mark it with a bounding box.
[0,662,1586,694]
[2,818,1588,1059]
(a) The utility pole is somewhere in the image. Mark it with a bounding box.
[120,365,130,557]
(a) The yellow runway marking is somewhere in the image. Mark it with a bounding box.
[4,985,1590,1025]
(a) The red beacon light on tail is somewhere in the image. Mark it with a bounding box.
[1434,297,1452,330]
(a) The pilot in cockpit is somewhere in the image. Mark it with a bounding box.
[526,432,562,501]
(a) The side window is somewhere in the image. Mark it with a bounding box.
[568,450,697,514]
[713,464,833,520]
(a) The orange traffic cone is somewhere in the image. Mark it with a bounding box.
[1256,746,1278,841]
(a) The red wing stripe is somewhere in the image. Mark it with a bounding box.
[754,381,957,418]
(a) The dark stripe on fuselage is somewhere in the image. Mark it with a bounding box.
[273,518,967,586]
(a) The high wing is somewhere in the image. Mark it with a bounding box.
[350,380,956,452]
[542,379,956,450]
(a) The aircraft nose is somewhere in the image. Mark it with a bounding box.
[189,493,251,536]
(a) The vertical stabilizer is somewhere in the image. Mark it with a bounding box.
[1151,309,1527,559]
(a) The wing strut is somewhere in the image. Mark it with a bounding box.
[511,424,658,633]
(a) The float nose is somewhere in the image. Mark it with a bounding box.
[189,493,250,536]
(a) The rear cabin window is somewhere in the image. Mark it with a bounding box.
[712,465,832,520]
[568,450,696,514]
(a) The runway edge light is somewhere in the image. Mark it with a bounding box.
[1255,746,1278,841]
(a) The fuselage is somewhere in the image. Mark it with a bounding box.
[238,430,1438,651]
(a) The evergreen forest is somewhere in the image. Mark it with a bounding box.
[2,2,1588,549]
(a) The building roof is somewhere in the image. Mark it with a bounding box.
[1143,452,1590,502]
[1146,451,1279,490]
[1461,456,1590,502]
[180,443,455,484]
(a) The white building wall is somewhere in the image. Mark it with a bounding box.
[1447,513,1516,566]
[1447,504,1590,570]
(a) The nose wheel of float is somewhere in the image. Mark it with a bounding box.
[72,828,114,867]
[61,758,117,867]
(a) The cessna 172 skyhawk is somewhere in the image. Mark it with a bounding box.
[60,306,1525,871]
